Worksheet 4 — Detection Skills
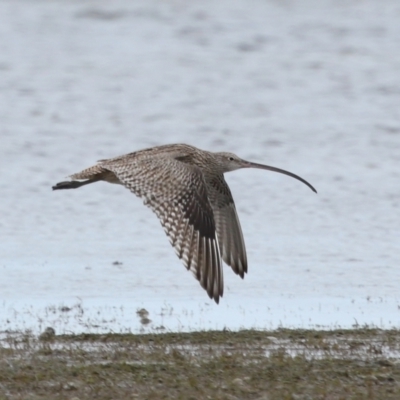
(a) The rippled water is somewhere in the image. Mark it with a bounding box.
[1,0,400,333]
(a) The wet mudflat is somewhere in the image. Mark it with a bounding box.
[1,328,400,399]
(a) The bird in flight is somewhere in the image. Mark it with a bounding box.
[53,143,316,303]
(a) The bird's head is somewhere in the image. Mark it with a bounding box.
[213,152,248,172]
[212,151,317,193]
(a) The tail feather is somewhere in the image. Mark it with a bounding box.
[52,163,121,191]
[52,179,97,190]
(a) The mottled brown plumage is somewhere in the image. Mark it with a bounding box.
[53,143,316,303]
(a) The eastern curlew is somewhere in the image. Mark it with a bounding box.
[53,143,316,303]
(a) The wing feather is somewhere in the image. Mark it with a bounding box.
[102,157,224,302]
[206,175,248,278]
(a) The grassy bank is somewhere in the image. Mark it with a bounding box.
[1,328,400,399]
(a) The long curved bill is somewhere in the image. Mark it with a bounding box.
[243,160,317,193]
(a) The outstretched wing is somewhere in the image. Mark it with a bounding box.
[102,157,224,303]
[206,175,247,278]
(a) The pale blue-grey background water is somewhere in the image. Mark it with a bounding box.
[1,0,399,333]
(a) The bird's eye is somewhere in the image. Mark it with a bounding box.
[228,157,234,161]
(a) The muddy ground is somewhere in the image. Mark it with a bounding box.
[1,328,400,399]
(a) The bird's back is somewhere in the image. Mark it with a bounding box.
[99,143,198,165]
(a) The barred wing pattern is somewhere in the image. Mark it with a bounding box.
[102,157,224,303]
[206,175,247,278]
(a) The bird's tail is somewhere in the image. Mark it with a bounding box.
[52,165,121,190]
[52,178,99,190]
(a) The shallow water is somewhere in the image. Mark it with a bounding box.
[1,0,400,333]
